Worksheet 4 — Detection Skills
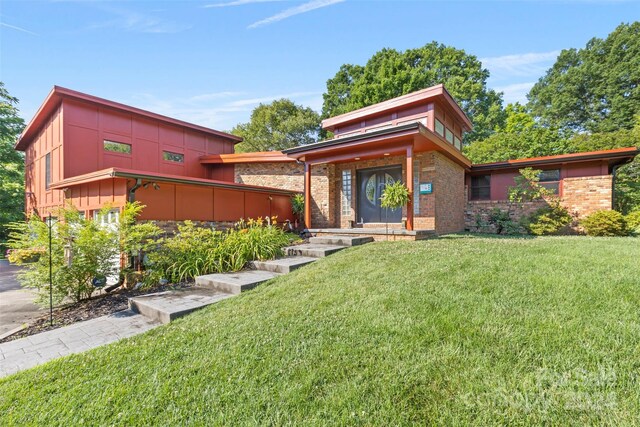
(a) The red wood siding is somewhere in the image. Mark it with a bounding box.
[62,99,235,182]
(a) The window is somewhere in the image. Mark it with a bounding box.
[104,139,132,154]
[445,128,454,143]
[454,136,462,150]
[93,209,120,225]
[163,151,184,163]
[538,169,560,194]
[435,119,445,136]
[341,170,352,215]
[470,175,491,200]
[45,153,51,189]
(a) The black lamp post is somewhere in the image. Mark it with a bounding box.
[47,213,54,327]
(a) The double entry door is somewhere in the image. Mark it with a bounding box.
[356,166,403,224]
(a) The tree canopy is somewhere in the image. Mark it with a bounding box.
[0,82,26,251]
[528,22,640,133]
[232,99,320,153]
[321,42,506,143]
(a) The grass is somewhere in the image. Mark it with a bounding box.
[1,235,639,425]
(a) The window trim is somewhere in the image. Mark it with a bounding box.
[162,150,185,163]
[470,175,491,201]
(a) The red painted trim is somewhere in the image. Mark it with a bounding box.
[321,84,473,131]
[16,86,242,151]
[200,151,295,164]
[406,145,414,231]
[49,167,299,195]
[304,163,311,228]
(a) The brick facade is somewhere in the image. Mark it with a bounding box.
[235,151,466,234]
[464,174,613,232]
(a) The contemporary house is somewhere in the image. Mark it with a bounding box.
[15,86,298,228]
[18,85,638,239]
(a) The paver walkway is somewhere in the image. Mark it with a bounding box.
[0,310,160,378]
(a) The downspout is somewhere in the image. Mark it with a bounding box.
[128,178,143,203]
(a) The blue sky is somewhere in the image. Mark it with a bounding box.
[1,0,638,132]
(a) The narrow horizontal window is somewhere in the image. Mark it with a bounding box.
[470,175,491,200]
[435,119,445,136]
[104,140,132,154]
[163,151,184,163]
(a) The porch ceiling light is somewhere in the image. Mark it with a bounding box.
[355,157,360,160]
[384,153,390,156]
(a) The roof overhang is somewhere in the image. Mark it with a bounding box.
[470,147,639,174]
[200,151,295,165]
[321,84,473,132]
[49,168,299,195]
[283,122,472,168]
[16,86,242,151]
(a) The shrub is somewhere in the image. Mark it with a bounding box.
[626,210,640,234]
[291,194,304,222]
[488,208,523,235]
[8,205,120,304]
[6,248,43,264]
[581,210,629,236]
[522,201,573,236]
[148,217,298,283]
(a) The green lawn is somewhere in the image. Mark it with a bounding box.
[1,236,639,425]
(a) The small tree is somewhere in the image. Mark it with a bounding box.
[380,181,410,238]
[119,202,162,271]
[291,194,304,227]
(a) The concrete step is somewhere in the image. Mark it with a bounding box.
[309,235,374,247]
[251,256,318,274]
[283,243,347,258]
[129,287,233,324]
[195,269,280,295]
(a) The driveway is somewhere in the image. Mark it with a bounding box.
[0,260,42,336]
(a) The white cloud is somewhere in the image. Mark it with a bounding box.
[494,82,536,105]
[248,0,345,29]
[0,22,37,36]
[481,50,560,80]
[205,0,285,8]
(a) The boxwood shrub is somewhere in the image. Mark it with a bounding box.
[581,210,629,236]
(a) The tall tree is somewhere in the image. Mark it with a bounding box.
[321,42,506,143]
[0,82,26,251]
[232,99,320,153]
[528,22,640,133]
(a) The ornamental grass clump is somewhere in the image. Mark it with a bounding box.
[149,217,298,283]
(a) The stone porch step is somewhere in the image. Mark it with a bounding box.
[129,287,233,324]
[283,243,347,258]
[195,269,280,295]
[309,235,374,247]
[251,256,318,274]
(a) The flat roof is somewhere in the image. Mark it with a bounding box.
[49,168,299,195]
[16,86,242,151]
[470,147,639,172]
[200,151,295,164]
[321,84,473,132]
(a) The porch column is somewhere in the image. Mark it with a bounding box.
[304,162,312,229]
[406,145,414,231]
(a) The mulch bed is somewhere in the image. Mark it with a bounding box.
[0,282,193,344]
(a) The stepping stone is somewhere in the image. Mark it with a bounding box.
[309,235,374,246]
[195,270,280,295]
[251,256,317,274]
[129,287,233,324]
[283,243,347,258]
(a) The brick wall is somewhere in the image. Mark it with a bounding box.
[434,152,466,234]
[562,175,613,217]
[235,162,335,228]
[464,174,613,231]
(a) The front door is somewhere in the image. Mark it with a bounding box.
[357,166,403,223]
